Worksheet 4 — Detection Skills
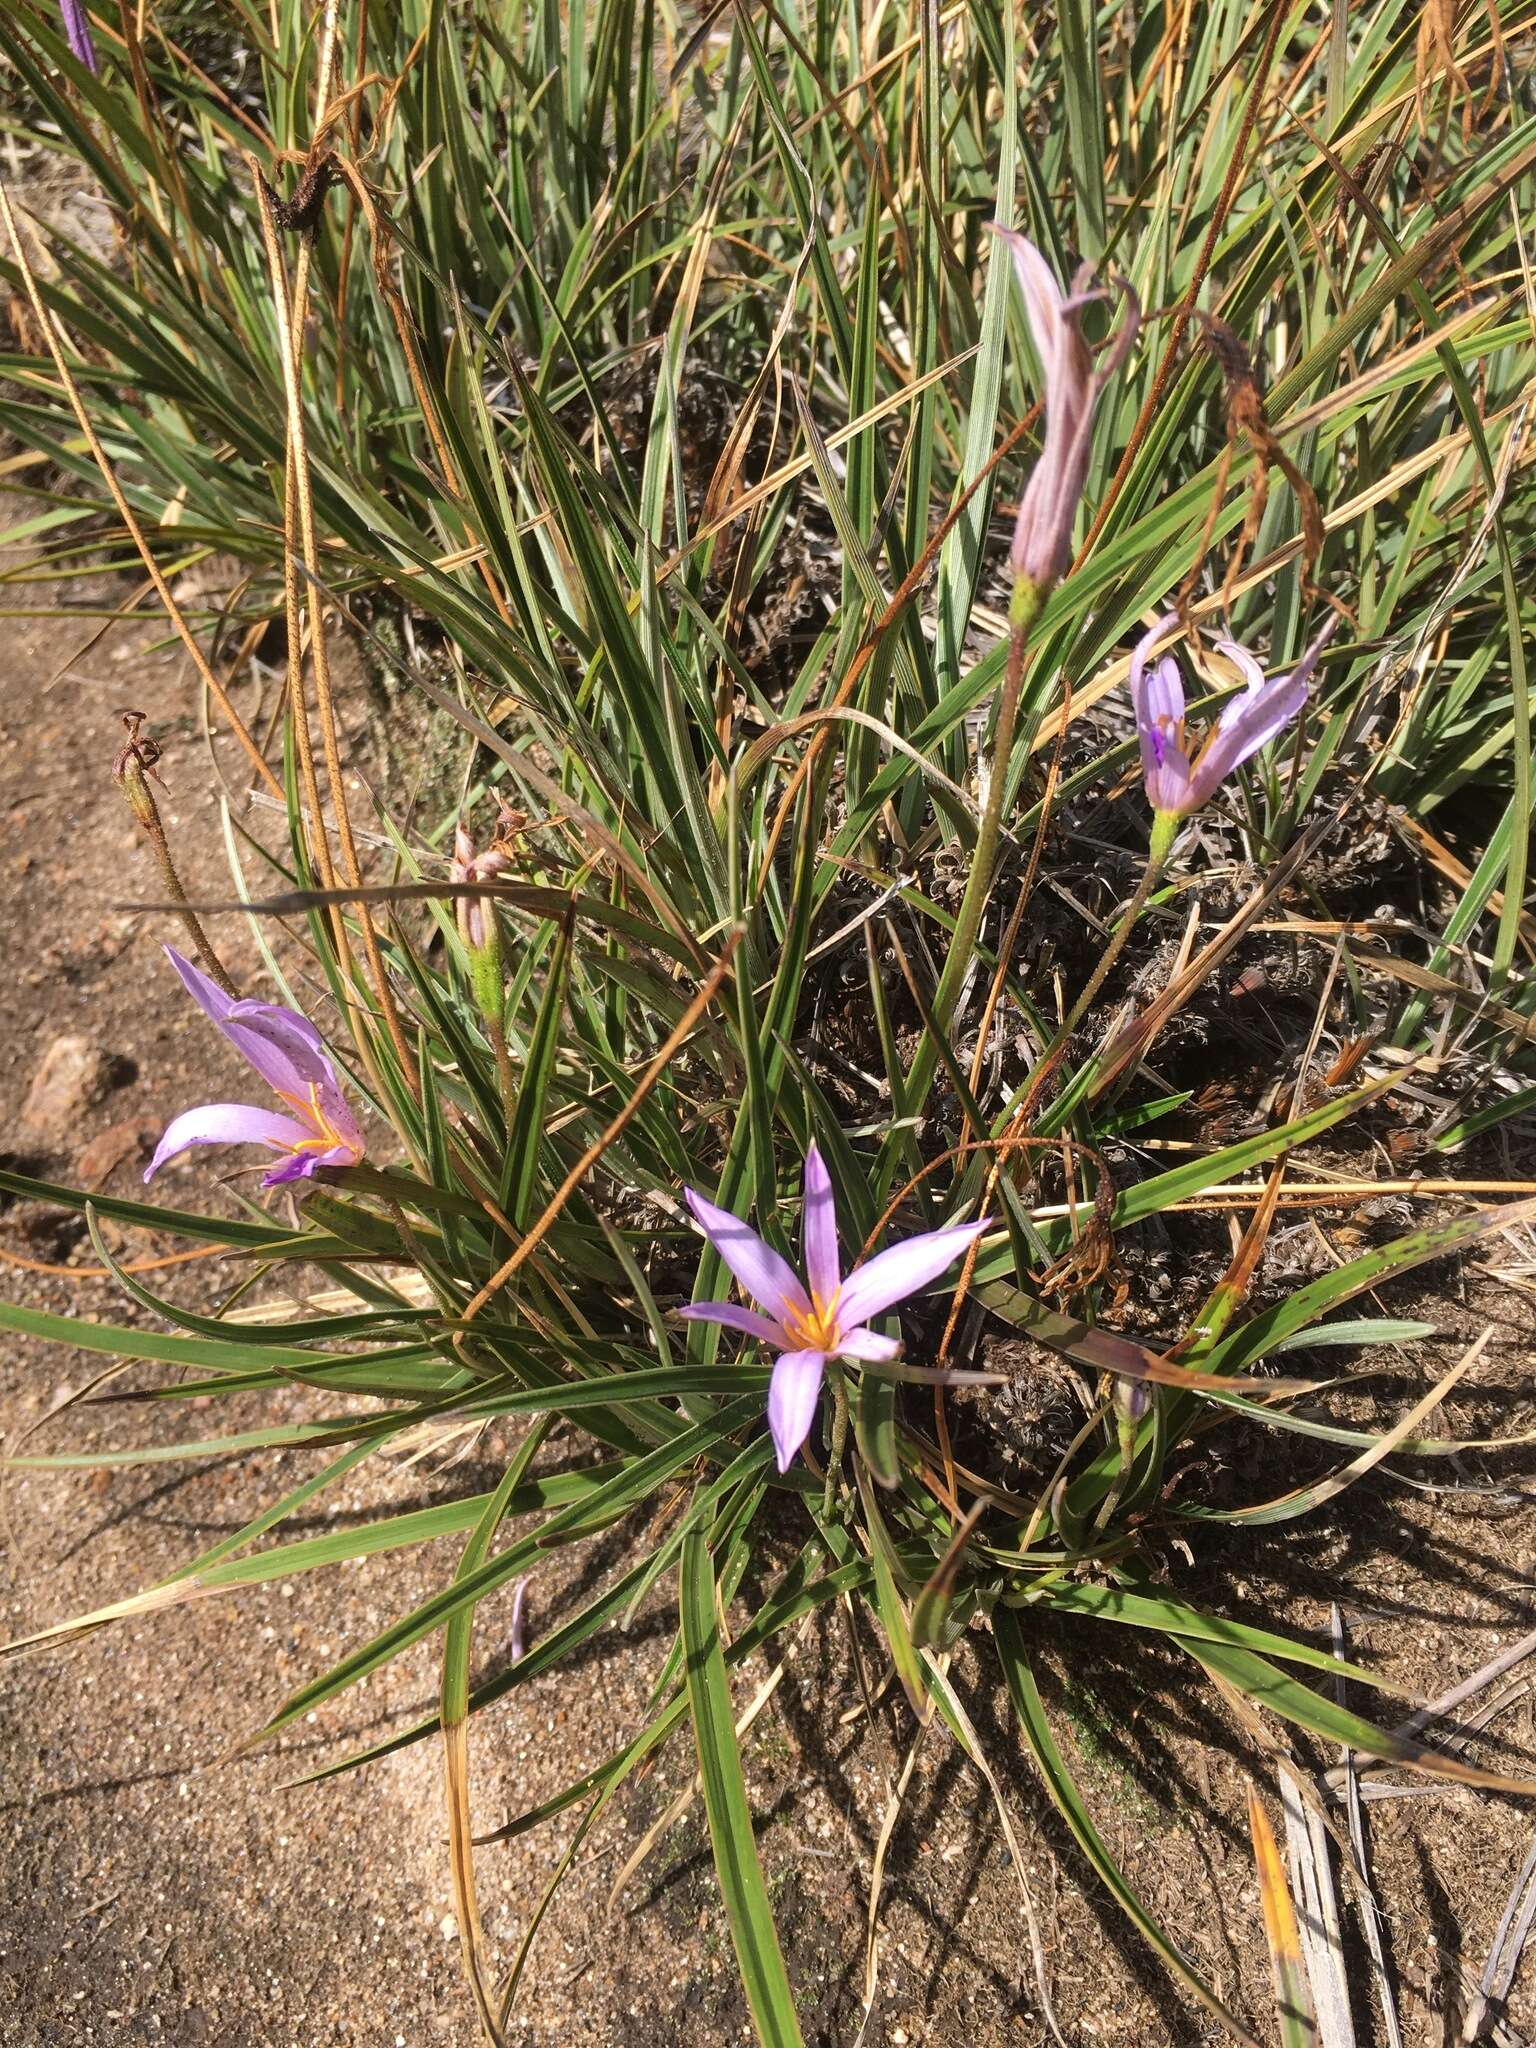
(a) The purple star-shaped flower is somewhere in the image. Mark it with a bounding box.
[680,1144,989,1472]
[144,947,365,1188]
[1131,610,1335,820]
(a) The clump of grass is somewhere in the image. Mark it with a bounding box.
[1,0,1535,2041]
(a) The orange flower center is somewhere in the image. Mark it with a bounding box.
[779,1289,841,1352]
[274,1082,356,1161]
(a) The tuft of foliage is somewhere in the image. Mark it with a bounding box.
[1,0,1534,2039]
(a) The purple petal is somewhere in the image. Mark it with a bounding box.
[223,1002,335,1102]
[144,1102,315,1182]
[1186,675,1308,808]
[1212,637,1267,705]
[1129,615,1184,730]
[837,1219,990,1327]
[1143,654,1186,730]
[57,0,98,72]
[835,1326,904,1363]
[261,1150,325,1188]
[1129,617,1194,812]
[322,1102,365,1161]
[165,945,237,1026]
[1013,393,1094,583]
[223,1007,364,1163]
[677,1301,789,1348]
[801,1143,840,1308]
[766,1350,827,1472]
[684,1186,810,1320]
[992,228,1068,360]
[1144,734,1195,814]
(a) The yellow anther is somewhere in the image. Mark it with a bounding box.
[781,1290,841,1352]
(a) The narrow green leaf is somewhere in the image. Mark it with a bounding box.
[679,1529,805,2048]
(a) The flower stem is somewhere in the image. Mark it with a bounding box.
[115,747,238,998]
[1055,835,1169,1044]
[905,575,1044,1120]
[488,1012,517,1130]
[1015,833,1168,1127]
[822,1365,850,1516]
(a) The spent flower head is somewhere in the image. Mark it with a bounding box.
[681,1144,989,1472]
[991,227,1139,593]
[145,947,365,1187]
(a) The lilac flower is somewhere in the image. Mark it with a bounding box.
[57,0,98,72]
[145,947,365,1188]
[1131,611,1334,824]
[991,227,1139,591]
[680,1144,989,1473]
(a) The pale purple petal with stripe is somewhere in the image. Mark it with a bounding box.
[223,1004,334,1102]
[1130,618,1193,811]
[1212,637,1267,709]
[319,1092,365,1158]
[997,230,1070,367]
[684,1186,809,1320]
[1142,653,1185,731]
[144,1102,315,1183]
[838,1219,990,1327]
[801,1142,840,1307]
[992,229,1137,588]
[166,945,351,1120]
[1143,729,1194,814]
[835,1326,904,1363]
[766,1349,828,1471]
[676,1301,790,1347]
[164,945,237,1026]
[1186,675,1308,809]
[223,1007,363,1159]
[57,0,98,71]
[1129,614,1183,727]
[1174,616,1334,812]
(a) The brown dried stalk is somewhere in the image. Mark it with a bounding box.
[1178,311,1326,616]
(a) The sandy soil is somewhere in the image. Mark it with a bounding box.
[3,538,1536,2048]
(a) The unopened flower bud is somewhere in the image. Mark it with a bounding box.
[1114,1377,1151,1428]
[450,822,510,1025]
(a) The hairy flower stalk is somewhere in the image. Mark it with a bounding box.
[145,947,365,1186]
[112,712,237,999]
[681,1144,988,1472]
[912,232,1137,1117]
